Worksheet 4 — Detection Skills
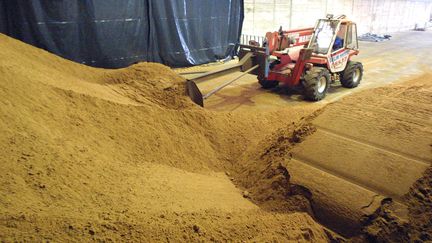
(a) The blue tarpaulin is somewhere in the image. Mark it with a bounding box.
[0,0,244,68]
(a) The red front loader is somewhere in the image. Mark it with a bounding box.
[186,15,363,106]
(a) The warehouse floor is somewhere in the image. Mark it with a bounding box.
[0,30,431,242]
[181,30,432,112]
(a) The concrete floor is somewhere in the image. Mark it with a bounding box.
[180,30,432,112]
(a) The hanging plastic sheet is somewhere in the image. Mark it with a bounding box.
[0,0,6,33]
[148,0,244,67]
[0,0,244,68]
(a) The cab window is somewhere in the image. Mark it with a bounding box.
[309,20,339,54]
[346,24,358,49]
[332,24,346,52]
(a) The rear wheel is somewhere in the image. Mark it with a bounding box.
[341,61,363,88]
[258,78,279,89]
[302,67,331,101]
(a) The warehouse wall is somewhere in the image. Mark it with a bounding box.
[243,0,432,36]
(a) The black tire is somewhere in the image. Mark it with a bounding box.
[302,67,331,101]
[341,61,363,88]
[258,78,279,89]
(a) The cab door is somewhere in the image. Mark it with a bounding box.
[346,23,359,50]
[328,23,352,73]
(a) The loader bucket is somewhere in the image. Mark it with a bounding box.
[186,79,204,107]
[183,50,260,108]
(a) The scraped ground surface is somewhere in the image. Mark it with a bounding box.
[1,31,431,242]
[287,75,432,236]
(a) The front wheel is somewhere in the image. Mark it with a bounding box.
[341,61,363,88]
[302,67,331,101]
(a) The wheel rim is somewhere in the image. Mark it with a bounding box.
[353,68,361,83]
[317,76,327,93]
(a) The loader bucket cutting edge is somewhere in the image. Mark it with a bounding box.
[186,80,204,107]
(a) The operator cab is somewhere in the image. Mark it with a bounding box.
[308,15,359,56]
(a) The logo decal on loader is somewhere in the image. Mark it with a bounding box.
[330,50,349,70]
[288,33,312,44]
